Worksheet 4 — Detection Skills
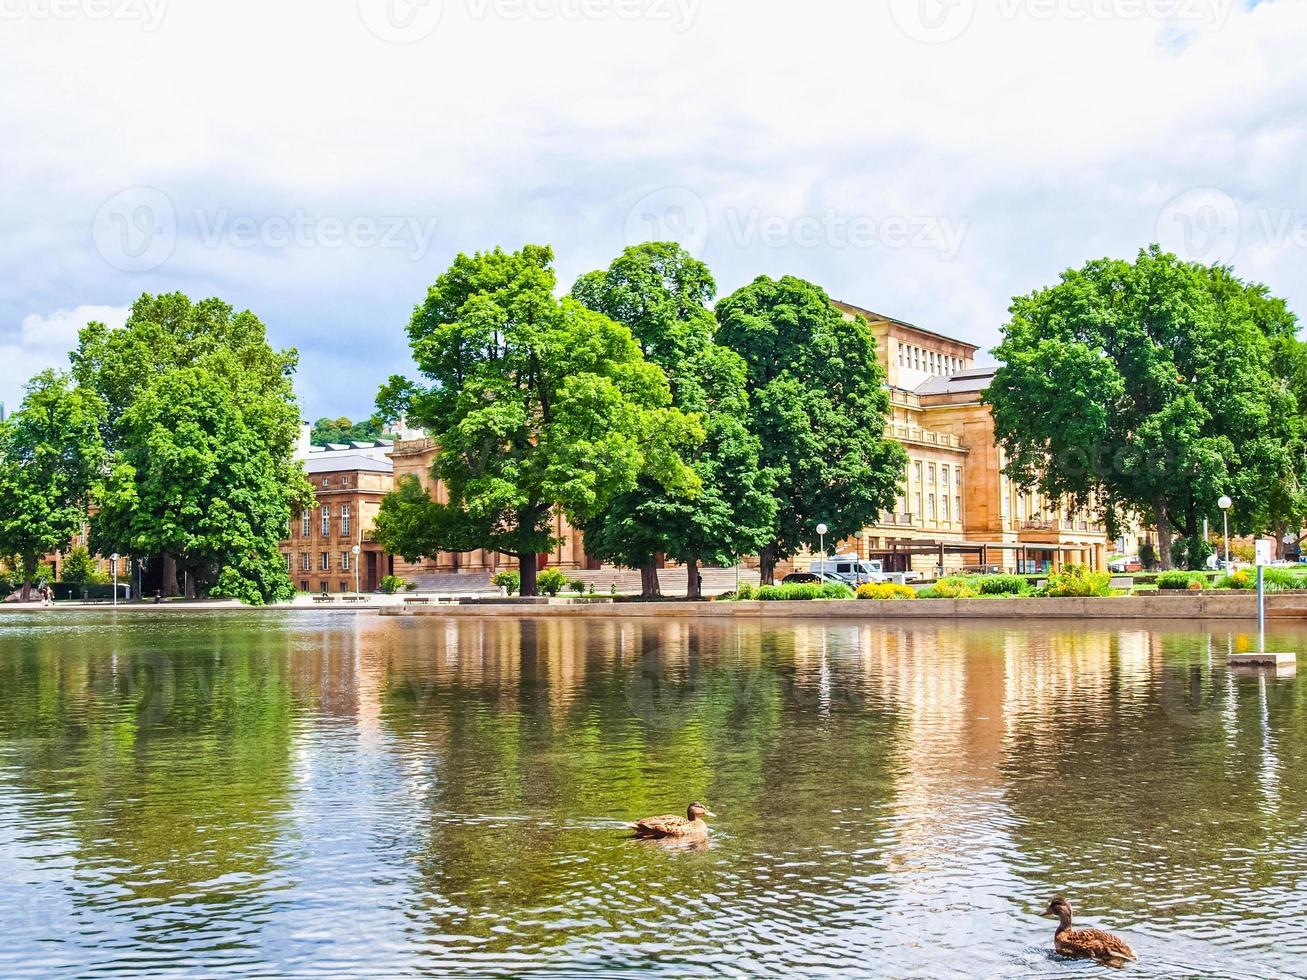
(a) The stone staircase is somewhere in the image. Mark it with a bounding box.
[408,566,759,597]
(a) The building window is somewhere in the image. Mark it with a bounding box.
[341,506,351,538]
[956,496,962,522]
[301,511,311,537]
[928,495,936,520]
[928,464,936,485]
[941,465,950,487]
[913,461,922,486]
[300,580,309,593]
[284,554,291,572]
[320,552,329,571]
[322,478,329,488]
[898,344,905,367]
[321,506,331,537]
[301,553,310,572]
[342,552,351,571]
[956,466,963,487]
[915,492,923,518]
[340,581,350,593]
[942,495,950,521]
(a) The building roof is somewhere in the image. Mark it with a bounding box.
[303,453,393,475]
[913,365,997,396]
[833,300,981,355]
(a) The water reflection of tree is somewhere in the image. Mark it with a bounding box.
[372,617,904,954]
[0,616,297,922]
[998,626,1307,933]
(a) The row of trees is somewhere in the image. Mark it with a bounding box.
[0,294,312,603]
[373,242,908,596]
[987,246,1306,569]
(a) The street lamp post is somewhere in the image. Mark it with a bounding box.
[1218,495,1233,567]
[110,553,119,607]
[352,544,361,598]
[816,523,829,569]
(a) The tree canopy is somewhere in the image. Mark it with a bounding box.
[986,246,1303,568]
[0,371,106,600]
[310,416,394,446]
[715,275,907,582]
[74,293,312,601]
[572,242,776,598]
[375,244,701,595]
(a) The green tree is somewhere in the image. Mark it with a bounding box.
[375,244,700,596]
[59,545,107,587]
[986,247,1298,570]
[0,371,106,601]
[93,363,306,604]
[572,243,776,598]
[72,293,311,599]
[310,416,394,446]
[715,275,907,583]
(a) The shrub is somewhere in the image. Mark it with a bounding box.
[1216,569,1254,590]
[1220,568,1307,592]
[977,574,1030,596]
[856,583,917,600]
[537,568,569,597]
[378,575,407,594]
[60,546,110,586]
[924,576,980,599]
[1158,571,1203,591]
[1139,541,1158,571]
[735,582,756,600]
[821,582,855,599]
[492,570,520,595]
[756,583,823,601]
[568,577,587,594]
[1045,564,1112,597]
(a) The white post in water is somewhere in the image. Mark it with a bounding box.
[1218,496,1233,567]
[1229,539,1294,668]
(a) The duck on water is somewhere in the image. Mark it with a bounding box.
[1044,897,1138,965]
[631,802,715,840]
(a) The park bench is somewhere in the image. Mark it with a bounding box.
[1109,576,1134,591]
[403,596,432,605]
[341,595,367,603]
[312,594,336,603]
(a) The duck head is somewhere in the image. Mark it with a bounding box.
[687,802,716,821]
[1043,897,1073,924]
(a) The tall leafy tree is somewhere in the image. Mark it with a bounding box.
[73,293,311,599]
[572,242,776,598]
[310,416,394,446]
[715,275,908,584]
[986,246,1297,569]
[375,244,701,596]
[0,371,105,601]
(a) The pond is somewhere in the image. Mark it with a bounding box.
[0,612,1303,977]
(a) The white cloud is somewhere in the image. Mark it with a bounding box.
[0,306,128,412]
[0,0,1303,420]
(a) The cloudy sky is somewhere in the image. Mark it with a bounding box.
[1,0,1302,420]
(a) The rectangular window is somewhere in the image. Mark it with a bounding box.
[321,506,331,537]
[342,552,351,571]
[301,511,311,537]
[320,552,329,571]
[913,461,922,485]
[915,492,923,518]
[928,464,936,485]
[284,554,291,573]
[941,465,950,487]
[928,495,936,520]
[942,495,950,521]
[322,478,329,488]
[341,506,351,538]
[301,553,310,572]
[956,467,963,486]
[956,496,962,522]
[898,344,905,367]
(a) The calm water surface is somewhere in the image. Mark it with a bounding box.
[0,612,1304,978]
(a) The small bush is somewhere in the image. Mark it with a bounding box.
[1219,568,1307,592]
[1045,564,1112,598]
[856,583,917,600]
[977,574,1030,596]
[821,582,856,599]
[492,570,520,595]
[537,568,569,597]
[756,583,823,601]
[924,577,980,599]
[568,577,587,594]
[379,575,406,595]
[1216,569,1253,590]
[1158,571,1203,591]
[735,582,756,600]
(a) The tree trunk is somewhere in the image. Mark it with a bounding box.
[759,545,777,586]
[161,554,180,597]
[1273,520,1288,560]
[184,566,196,600]
[519,553,539,597]
[19,553,35,602]
[640,563,661,599]
[1155,499,1174,571]
[686,556,702,600]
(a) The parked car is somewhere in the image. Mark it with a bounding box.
[1108,557,1143,573]
[809,555,912,586]
[781,572,823,586]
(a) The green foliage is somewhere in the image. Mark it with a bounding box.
[1171,535,1214,572]
[60,546,108,586]
[921,577,980,599]
[977,575,1031,596]
[492,570,521,595]
[536,568,568,597]
[0,370,106,599]
[567,577,587,594]
[378,575,407,595]
[573,243,777,597]
[755,583,823,601]
[734,582,757,600]
[820,582,855,599]
[1217,568,1307,592]
[1045,564,1113,598]
[986,247,1302,569]
[856,582,916,600]
[310,416,394,446]
[1139,541,1159,571]
[1216,569,1254,590]
[74,293,311,603]
[376,245,701,596]
[715,275,907,581]
[1158,571,1205,590]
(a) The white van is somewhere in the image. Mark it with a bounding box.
[809,556,910,586]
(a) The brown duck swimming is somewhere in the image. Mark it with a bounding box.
[1044,897,1138,964]
[631,802,715,839]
